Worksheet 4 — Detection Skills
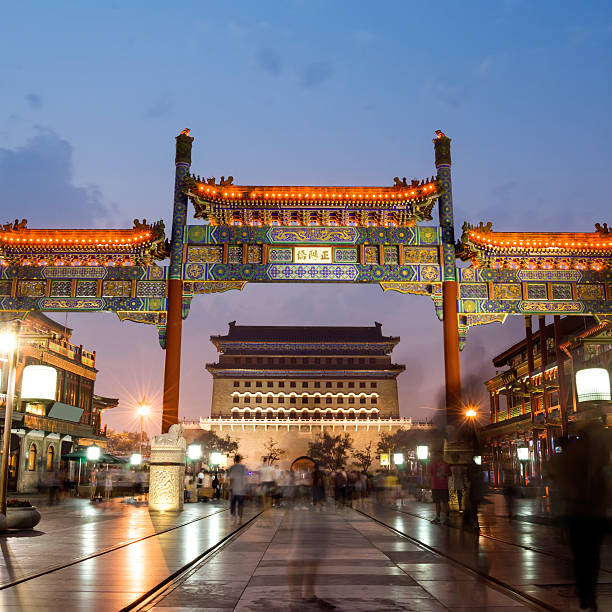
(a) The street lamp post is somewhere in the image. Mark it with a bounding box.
[1,326,55,516]
[416,445,429,500]
[517,446,529,486]
[136,402,151,455]
[0,329,18,517]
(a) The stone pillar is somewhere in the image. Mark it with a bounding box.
[433,131,462,427]
[161,129,194,433]
[149,424,186,512]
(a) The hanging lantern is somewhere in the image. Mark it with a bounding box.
[21,365,57,401]
[575,368,611,403]
[416,445,429,461]
[516,446,529,462]
[87,445,101,461]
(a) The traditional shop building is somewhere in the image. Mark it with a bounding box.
[481,315,611,486]
[0,312,116,492]
[184,322,433,469]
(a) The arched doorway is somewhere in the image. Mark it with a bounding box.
[291,456,315,473]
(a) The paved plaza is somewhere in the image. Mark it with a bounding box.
[0,495,610,611]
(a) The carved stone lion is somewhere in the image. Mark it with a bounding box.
[152,424,186,449]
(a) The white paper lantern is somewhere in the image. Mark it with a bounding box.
[21,365,57,401]
[416,445,429,461]
[576,368,611,403]
[210,451,226,466]
[87,445,101,461]
[517,446,529,462]
[187,444,202,460]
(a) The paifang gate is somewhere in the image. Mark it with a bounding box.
[1,130,611,433]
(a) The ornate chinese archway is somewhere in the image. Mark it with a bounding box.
[1,130,610,432]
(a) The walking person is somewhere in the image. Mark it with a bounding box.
[90,467,98,502]
[333,469,347,509]
[464,459,486,531]
[104,470,113,501]
[228,454,248,523]
[312,463,326,509]
[212,472,220,500]
[553,423,610,612]
[428,450,451,524]
[450,459,466,512]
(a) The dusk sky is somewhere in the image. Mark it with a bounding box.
[1,1,611,436]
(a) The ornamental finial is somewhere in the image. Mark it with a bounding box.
[433,130,451,167]
[175,128,194,165]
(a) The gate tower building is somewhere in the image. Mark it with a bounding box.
[206,322,404,421]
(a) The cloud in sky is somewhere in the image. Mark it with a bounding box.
[299,60,333,88]
[257,47,282,76]
[0,129,110,227]
[144,95,174,119]
[25,93,42,109]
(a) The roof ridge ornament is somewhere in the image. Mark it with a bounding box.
[1,219,27,233]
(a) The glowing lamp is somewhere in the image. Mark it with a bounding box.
[87,445,101,461]
[21,365,57,401]
[465,406,477,418]
[136,404,151,417]
[416,445,429,461]
[516,446,529,462]
[393,453,404,466]
[0,331,17,355]
[130,453,142,466]
[209,451,226,466]
[576,368,611,403]
[187,444,202,460]
[473,455,482,465]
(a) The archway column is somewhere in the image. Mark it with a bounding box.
[434,132,462,427]
[161,130,193,433]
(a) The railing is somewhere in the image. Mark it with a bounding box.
[183,416,434,431]
[45,340,95,367]
[23,413,95,437]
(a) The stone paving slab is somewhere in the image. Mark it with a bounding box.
[152,508,525,612]
[366,504,612,611]
[0,504,257,611]
[0,497,229,586]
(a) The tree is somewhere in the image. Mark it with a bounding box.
[263,438,285,464]
[191,430,239,464]
[376,428,440,459]
[352,441,374,473]
[308,432,353,471]
[105,429,149,455]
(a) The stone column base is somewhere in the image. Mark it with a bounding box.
[148,425,186,512]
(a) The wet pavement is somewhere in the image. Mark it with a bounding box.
[1,495,610,610]
[0,497,244,611]
[150,507,537,611]
[0,496,230,586]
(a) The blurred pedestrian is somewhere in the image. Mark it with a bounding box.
[333,469,347,508]
[502,465,519,520]
[312,463,326,509]
[104,470,113,501]
[258,459,276,510]
[228,454,248,523]
[464,459,486,531]
[90,467,98,502]
[450,457,466,512]
[554,423,610,611]
[212,472,220,500]
[429,450,451,524]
